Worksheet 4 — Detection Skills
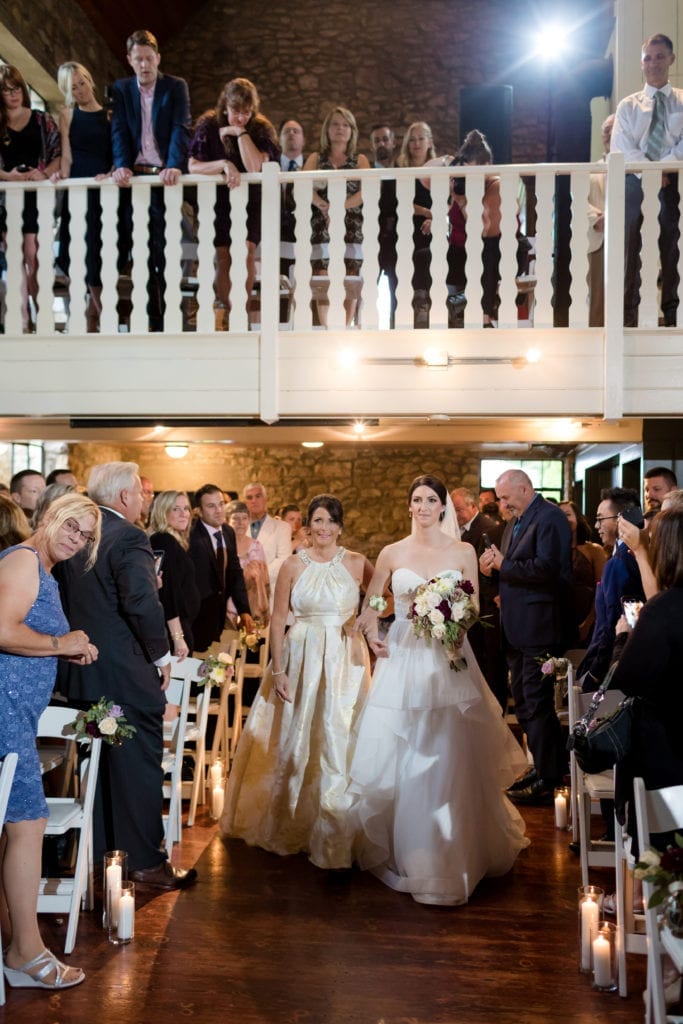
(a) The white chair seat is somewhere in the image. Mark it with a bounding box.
[37,705,101,955]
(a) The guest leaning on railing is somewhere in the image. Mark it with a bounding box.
[0,64,60,333]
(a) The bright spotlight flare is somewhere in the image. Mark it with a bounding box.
[532,23,572,61]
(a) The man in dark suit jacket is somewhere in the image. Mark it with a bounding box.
[55,462,196,889]
[480,470,572,804]
[111,28,191,329]
[451,486,507,711]
[188,484,253,653]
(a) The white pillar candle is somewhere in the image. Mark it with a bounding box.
[212,783,225,819]
[106,864,122,926]
[210,760,223,786]
[581,898,599,970]
[554,792,568,829]
[117,890,135,941]
[592,933,611,987]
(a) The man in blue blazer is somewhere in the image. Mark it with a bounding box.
[111,29,191,329]
[480,470,573,804]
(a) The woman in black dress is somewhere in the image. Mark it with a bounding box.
[0,64,60,331]
[148,490,200,658]
[53,62,112,332]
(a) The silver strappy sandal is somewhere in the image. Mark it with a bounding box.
[3,948,85,989]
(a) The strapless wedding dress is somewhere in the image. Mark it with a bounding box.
[221,548,370,869]
[349,567,529,905]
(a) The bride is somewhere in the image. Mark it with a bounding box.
[350,474,529,905]
[221,494,372,869]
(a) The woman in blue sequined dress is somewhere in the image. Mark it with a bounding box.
[0,493,100,991]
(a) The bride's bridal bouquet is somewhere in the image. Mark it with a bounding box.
[410,572,483,671]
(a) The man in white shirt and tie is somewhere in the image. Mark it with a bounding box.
[243,481,292,600]
[611,33,683,327]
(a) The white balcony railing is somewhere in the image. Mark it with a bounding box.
[2,151,683,427]
[1,151,676,337]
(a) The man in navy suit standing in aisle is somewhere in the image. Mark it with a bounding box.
[480,470,572,805]
[111,28,191,330]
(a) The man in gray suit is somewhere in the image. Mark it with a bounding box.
[56,462,197,889]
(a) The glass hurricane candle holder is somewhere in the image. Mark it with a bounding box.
[103,850,127,931]
[554,786,570,830]
[592,921,618,991]
[109,880,135,945]
[578,884,604,973]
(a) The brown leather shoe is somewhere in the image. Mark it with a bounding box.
[130,861,198,890]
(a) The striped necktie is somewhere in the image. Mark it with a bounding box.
[646,90,667,162]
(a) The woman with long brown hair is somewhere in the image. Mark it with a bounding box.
[189,77,279,320]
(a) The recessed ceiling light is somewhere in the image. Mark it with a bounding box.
[165,443,189,459]
[302,441,324,449]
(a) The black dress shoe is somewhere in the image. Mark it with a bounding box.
[507,778,555,806]
[507,768,538,793]
[131,860,198,890]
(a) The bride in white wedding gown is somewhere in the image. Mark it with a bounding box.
[350,474,529,905]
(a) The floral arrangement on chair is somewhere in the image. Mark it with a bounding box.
[70,698,136,746]
[239,623,264,651]
[538,655,571,710]
[197,650,235,687]
[635,835,683,931]
[410,573,484,671]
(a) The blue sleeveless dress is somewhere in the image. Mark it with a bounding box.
[0,545,69,821]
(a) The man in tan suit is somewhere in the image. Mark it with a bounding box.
[243,481,292,599]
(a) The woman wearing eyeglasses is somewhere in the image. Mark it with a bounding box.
[0,65,61,332]
[148,491,200,659]
[0,492,100,991]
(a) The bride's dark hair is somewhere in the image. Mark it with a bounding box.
[307,493,344,527]
[408,475,448,508]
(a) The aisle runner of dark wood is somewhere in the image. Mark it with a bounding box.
[6,808,645,1024]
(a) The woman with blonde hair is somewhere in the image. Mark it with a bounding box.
[0,492,99,990]
[53,61,112,332]
[397,122,439,327]
[148,490,200,658]
[189,77,279,319]
[304,105,370,327]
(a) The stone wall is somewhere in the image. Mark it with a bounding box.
[0,0,125,107]
[162,0,612,162]
[69,442,486,559]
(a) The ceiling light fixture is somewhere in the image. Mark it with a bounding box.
[301,441,324,449]
[164,443,189,459]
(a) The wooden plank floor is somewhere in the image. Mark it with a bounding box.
[7,804,646,1023]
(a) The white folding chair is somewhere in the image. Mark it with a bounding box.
[568,683,621,886]
[0,752,18,1005]
[180,657,213,826]
[634,778,683,1024]
[206,639,239,768]
[37,706,102,955]
[162,659,192,853]
[238,626,270,722]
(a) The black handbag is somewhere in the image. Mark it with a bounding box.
[567,664,637,774]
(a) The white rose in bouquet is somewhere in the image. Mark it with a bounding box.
[99,716,117,736]
[429,608,445,626]
[432,623,446,640]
